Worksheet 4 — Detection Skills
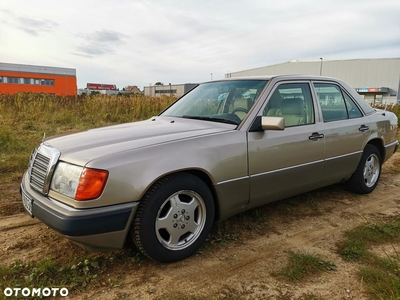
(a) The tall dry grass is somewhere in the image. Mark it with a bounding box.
[0,93,175,182]
[0,92,175,128]
[0,93,399,183]
[372,103,400,126]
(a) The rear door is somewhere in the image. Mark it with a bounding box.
[312,82,370,183]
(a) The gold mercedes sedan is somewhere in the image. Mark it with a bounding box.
[21,75,399,263]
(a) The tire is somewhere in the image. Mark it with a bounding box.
[131,173,215,263]
[346,144,382,194]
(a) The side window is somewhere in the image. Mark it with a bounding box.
[263,83,314,127]
[314,83,362,122]
[343,92,363,118]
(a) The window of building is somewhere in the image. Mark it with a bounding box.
[1,76,54,86]
[7,77,19,84]
[42,79,54,86]
[155,89,177,94]
[374,94,383,104]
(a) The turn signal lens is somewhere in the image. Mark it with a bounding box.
[75,168,108,201]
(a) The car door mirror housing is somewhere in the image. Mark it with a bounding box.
[250,116,285,131]
[262,116,285,130]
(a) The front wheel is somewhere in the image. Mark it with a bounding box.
[346,144,382,194]
[131,173,215,263]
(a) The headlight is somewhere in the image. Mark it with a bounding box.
[51,162,83,199]
[51,162,108,200]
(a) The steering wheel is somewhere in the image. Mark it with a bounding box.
[231,107,249,114]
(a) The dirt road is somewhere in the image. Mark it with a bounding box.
[1,152,400,299]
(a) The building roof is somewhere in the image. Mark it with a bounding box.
[0,62,76,76]
[125,85,141,92]
[233,57,400,74]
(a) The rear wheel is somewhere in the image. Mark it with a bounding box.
[131,173,214,263]
[346,144,382,194]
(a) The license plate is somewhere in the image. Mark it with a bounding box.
[22,191,33,216]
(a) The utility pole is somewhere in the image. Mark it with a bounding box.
[319,58,323,76]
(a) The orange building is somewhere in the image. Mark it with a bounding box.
[0,62,77,96]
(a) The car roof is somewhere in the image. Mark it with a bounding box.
[208,74,375,115]
[209,74,341,82]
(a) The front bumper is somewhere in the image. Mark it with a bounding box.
[20,172,139,251]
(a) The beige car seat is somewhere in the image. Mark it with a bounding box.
[266,91,283,116]
[232,98,252,120]
[281,98,306,126]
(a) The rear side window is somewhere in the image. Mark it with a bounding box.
[313,83,362,122]
[343,92,363,118]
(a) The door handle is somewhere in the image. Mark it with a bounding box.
[359,125,369,132]
[309,132,324,141]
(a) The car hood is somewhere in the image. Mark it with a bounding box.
[47,116,235,165]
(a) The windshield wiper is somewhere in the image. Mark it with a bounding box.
[181,115,239,125]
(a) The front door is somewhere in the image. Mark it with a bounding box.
[248,82,325,206]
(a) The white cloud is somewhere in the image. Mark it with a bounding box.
[1,0,400,89]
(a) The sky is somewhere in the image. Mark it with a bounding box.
[1,0,400,90]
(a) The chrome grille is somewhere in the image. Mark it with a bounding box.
[29,152,50,192]
[28,143,61,194]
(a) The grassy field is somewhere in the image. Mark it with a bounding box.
[0,93,175,184]
[338,217,400,299]
[1,93,399,185]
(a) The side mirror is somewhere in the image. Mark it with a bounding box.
[261,116,285,130]
[249,116,285,132]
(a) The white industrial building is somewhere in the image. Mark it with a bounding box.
[226,58,400,105]
[144,83,198,98]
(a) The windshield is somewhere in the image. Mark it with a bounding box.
[160,80,268,125]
